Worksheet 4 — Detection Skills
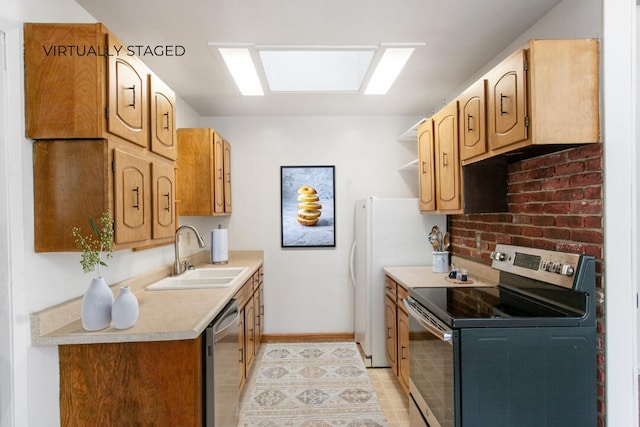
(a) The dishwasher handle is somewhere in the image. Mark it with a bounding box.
[212,301,239,343]
[403,298,452,342]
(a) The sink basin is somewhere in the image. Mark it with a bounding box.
[181,267,247,280]
[146,267,248,291]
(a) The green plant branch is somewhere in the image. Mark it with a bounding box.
[72,211,114,277]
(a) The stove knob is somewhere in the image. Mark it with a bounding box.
[560,264,575,276]
[490,251,506,261]
[541,261,552,271]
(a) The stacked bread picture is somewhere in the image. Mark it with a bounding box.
[296,186,322,226]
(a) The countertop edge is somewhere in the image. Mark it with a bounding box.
[31,250,263,346]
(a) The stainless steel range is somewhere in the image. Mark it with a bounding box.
[404,244,597,427]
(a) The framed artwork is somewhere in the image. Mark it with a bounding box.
[280,165,336,248]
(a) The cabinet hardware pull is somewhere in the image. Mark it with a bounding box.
[500,93,508,115]
[401,346,406,360]
[467,114,473,132]
[132,186,140,210]
[239,348,243,363]
[163,112,170,130]
[387,327,392,339]
[127,85,136,108]
[164,192,170,212]
[421,161,427,174]
[218,168,223,179]
[442,152,448,167]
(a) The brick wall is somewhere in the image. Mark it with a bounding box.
[449,143,605,425]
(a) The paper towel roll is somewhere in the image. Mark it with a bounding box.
[211,228,228,264]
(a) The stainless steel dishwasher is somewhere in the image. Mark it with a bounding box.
[204,299,240,426]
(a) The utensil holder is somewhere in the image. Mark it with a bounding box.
[432,251,449,273]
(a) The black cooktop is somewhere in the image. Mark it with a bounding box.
[408,283,591,328]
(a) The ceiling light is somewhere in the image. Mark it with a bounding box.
[258,49,375,92]
[218,47,264,96]
[364,47,415,95]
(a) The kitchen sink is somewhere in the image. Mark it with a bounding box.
[146,267,248,291]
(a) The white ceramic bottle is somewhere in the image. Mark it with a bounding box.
[81,277,114,331]
[111,286,139,329]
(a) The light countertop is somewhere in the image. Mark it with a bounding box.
[30,250,263,346]
[383,260,498,290]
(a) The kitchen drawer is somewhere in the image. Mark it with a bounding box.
[385,276,397,301]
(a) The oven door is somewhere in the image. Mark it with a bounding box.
[404,297,458,427]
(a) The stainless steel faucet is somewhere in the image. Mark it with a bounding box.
[174,225,206,276]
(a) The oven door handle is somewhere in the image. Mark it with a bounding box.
[403,298,452,342]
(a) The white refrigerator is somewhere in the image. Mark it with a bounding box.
[349,197,447,367]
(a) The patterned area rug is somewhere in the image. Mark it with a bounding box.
[242,342,388,426]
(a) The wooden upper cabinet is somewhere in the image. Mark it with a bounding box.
[223,140,232,213]
[149,74,177,160]
[177,128,232,216]
[24,22,179,152]
[433,100,462,213]
[152,162,176,239]
[107,32,148,148]
[113,149,152,244]
[487,48,527,151]
[417,119,436,212]
[486,39,599,157]
[459,79,488,162]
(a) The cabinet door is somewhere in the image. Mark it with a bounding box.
[254,283,262,353]
[152,162,176,239]
[149,74,177,160]
[459,79,488,161]
[223,140,232,213]
[177,128,216,216]
[238,306,246,390]
[433,101,461,212]
[213,133,225,214]
[417,119,436,212]
[114,149,151,244]
[397,307,410,395]
[244,295,256,374]
[487,49,528,150]
[107,33,148,148]
[385,296,397,375]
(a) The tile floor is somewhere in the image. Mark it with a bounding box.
[240,343,410,426]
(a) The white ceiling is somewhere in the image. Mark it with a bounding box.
[74,0,564,117]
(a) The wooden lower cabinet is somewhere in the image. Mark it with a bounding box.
[236,265,265,392]
[384,295,397,375]
[59,339,202,426]
[397,288,410,394]
[384,275,410,396]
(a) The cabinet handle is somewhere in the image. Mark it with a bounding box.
[164,192,171,212]
[421,161,427,174]
[163,112,170,130]
[401,346,407,360]
[442,152,448,167]
[249,328,254,341]
[500,93,508,115]
[467,114,473,132]
[132,186,140,210]
[387,327,392,339]
[218,168,223,180]
[239,348,243,363]
[127,84,136,108]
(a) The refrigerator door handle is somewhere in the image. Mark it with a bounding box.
[349,240,356,288]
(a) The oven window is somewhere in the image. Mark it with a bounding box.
[409,318,455,427]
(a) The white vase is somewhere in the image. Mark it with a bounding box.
[111,286,139,329]
[81,277,114,331]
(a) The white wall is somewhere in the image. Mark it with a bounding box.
[186,115,421,334]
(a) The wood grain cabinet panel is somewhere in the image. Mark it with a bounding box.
[417,119,436,212]
[114,148,152,244]
[459,79,488,162]
[152,161,176,239]
[59,339,202,426]
[149,74,178,160]
[433,100,462,213]
[177,128,232,216]
[485,39,599,158]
